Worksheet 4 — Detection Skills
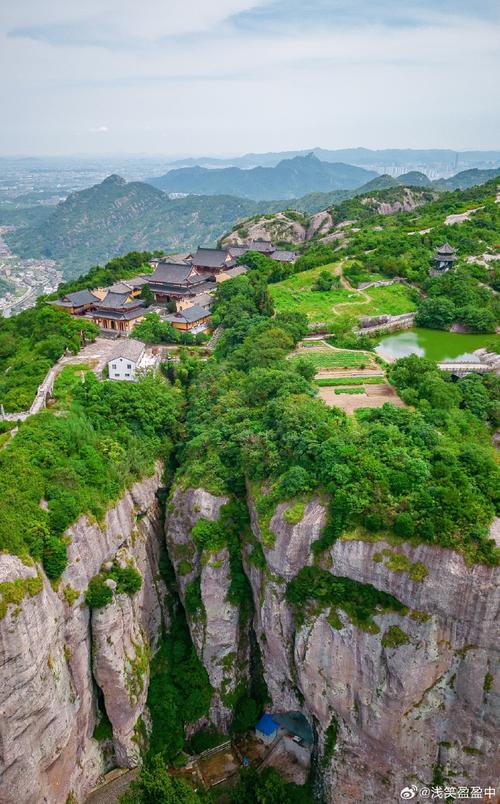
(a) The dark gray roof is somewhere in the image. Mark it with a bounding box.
[271,250,297,263]
[109,339,145,363]
[91,308,145,321]
[225,245,247,258]
[96,291,131,309]
[165,305,210,324]
[223,265,248,278]
[190,293,213,307]
[436,243,456,254]
[247,240,275,253]
[108,281,135,293]
[192,248,232,268]
[64,289,99,305]
[149,262,195,285]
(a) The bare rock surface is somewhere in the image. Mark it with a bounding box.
[245,491,500,803]
[0,466,166,804]
[165,486,248,730]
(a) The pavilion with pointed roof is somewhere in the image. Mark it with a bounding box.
[431,242,457,275]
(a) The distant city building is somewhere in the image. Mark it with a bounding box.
[431,243,457,275]
[107,339,145,381]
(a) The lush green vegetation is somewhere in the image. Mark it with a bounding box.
[133,313,207,345]
[334,387,365,395]
[270,264,418,333]
[286,567,406,631]
[289,350,371,369]
[177,262,499,565]
[314,376,384,386]
[0,305,98,412]
[45,251,155,298]
[0,372,180,577]
[146,608,213,764]
[229,766,314,804]
[120,755,211,803]
[381,625,410,648]
[85,563,142,608]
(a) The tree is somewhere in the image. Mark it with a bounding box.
[415,297,456,330]
[140,284,154,307]
[314,270,335,292]
[120,755,209,804]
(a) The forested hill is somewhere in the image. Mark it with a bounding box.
[4,175,273,277]
[147,154,378,200]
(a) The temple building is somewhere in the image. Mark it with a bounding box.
[225,240,297,264]
[48,289,105,315]
[191,247,235,274]
[145,261,216,303]
[431,243,457,275]
[86,290,146,334]
[163,305,211,333]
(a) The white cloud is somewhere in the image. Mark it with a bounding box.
[2,0,269,42]
[0,1,498,154]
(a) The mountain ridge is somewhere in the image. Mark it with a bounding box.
[147,153,379,200]
[5,164,499,278]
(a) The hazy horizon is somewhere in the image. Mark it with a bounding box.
[1,1,499,157]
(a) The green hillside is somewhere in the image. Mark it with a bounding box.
[5,175,272,277]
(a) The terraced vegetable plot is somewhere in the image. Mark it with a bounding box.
[290,350,372,369]
[314,376,385,387]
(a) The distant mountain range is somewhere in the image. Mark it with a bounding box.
[355,166,500,193]
[5,164,499,278]
[161,147,500,177]
[147,154,378,200]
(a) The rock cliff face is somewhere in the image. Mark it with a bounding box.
[0,466,166,804]
[1,473,498,804]
[165,486,249,730]
[246,493,500,802]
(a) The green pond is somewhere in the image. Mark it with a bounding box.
[375,328,499,362]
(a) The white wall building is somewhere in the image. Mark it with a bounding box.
[107,339,145,381]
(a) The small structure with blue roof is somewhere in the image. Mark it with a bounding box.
[255,713,279,745]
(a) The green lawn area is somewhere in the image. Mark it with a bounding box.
[290,350,371,369]
[271,264,418,332]
[270,263,355,322]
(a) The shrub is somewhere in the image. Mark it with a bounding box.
[42,536,68,579]
[85,576,113,608]
[381,625,410,648]
[394,513,415,538]
[184,578,204,616]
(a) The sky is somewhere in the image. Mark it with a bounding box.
[0,0,499,156]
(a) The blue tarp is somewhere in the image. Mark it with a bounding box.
[256,714,278,736]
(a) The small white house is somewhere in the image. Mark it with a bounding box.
[107,338,145,381]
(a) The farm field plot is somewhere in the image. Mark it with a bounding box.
[318,382,405,414]
[290,348,373,370]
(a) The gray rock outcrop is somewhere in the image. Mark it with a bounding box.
[165,486,250,730]
[0,465,166,804]
[245,489,500,803]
